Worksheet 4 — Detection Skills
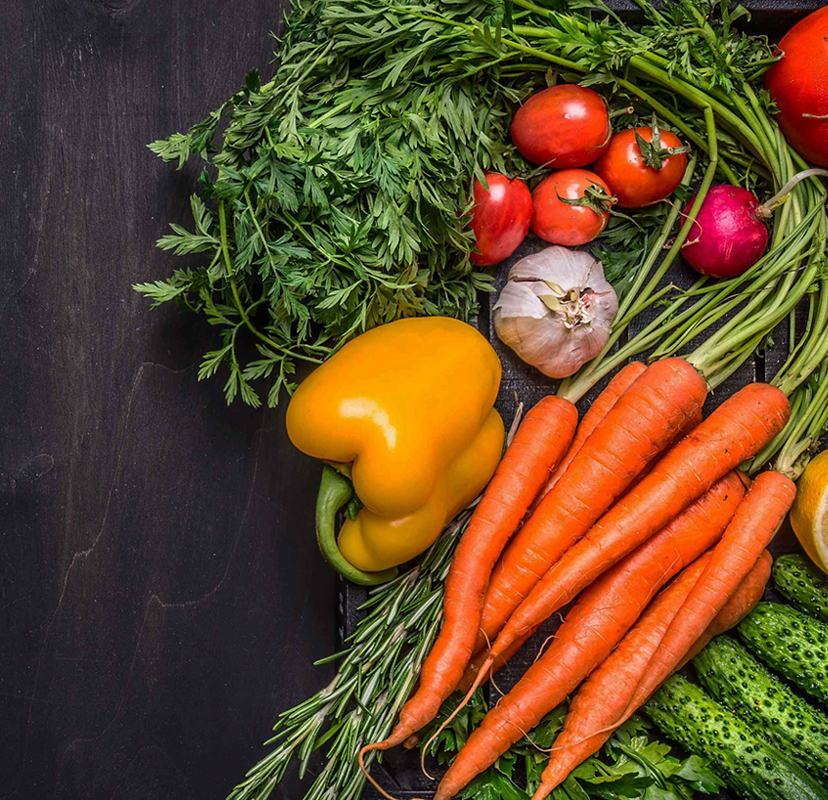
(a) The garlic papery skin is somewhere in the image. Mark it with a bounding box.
[493,246,619,379]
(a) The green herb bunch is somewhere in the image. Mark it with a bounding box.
[137,0,547,406]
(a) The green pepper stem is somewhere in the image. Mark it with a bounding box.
[315,466,398,586]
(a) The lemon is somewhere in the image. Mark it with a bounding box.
[790,450,828,575]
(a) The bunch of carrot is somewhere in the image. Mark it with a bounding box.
[358,357,795,800]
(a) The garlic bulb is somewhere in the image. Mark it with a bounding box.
[494,246,618,379]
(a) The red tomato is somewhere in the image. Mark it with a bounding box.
[469,173,533,266]
[765,7,828,167]
[511,85,611,168]
[594,126,688,208]
[531,169,613,246]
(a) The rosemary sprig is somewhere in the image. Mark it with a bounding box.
[229,405,526,800]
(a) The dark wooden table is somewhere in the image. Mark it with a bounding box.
[0,3,335,799]
[2,2,824,800]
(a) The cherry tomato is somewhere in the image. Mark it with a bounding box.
[594,125,688,208]
[511,85,611,168]
[531,169,613,246]
[765,7,828,167]
[469,173,533,266]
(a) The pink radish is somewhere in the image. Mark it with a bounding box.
[681,185,769,278]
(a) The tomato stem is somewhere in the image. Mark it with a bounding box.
[608,105,635,119]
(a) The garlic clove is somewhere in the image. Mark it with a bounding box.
[539,294,563,313]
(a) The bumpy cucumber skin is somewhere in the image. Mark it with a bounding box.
[647,675,828,800]
[694,635,828,778]
[738,601,828,707]
[774,554,828,624]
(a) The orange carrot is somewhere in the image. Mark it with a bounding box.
[530,554,712,800]
[538,362,646,501]
[426,471,744,800]
[677,549,771,668]
[478,384,789,674]
[533,549,772,800]
[622,470,794,715]
[477,358,708,651]
[361,397,577,754]
[459,471,744,694]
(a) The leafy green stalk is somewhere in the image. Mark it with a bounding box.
[748,361,828,479]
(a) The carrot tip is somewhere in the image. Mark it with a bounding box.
[419,731,438,782]
[420,749,437,782]
[531,782,554,800]
[358,743,408,800]
[415,662,492,787]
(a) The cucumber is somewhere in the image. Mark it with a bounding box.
[646,675,828,800]
[737,601,828,707]
[774,554,828,624]
[694,635,828,778]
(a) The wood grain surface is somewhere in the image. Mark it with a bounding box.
[0,2,823,800]
[0,3,335,799]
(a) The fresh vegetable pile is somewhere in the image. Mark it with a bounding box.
[228,359,828,800]
[137,0,828,406]
[373,372,789,800]
[137,0,828,799]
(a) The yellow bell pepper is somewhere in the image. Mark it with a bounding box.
[286,317,504,581]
